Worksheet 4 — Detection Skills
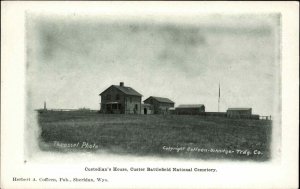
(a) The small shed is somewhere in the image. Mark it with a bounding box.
[168,107,176,114]
[226,108,252,119]
[175,104,205,115]
[141,103,153,114]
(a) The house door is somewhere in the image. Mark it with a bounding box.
[106,104,112,113]
[144,108,147,114]
[134,104,138,114]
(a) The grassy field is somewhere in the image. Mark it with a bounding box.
[38,112,272,161]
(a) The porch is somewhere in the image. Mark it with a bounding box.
[103,102,122,114]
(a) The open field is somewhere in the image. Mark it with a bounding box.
[38,112,272,161]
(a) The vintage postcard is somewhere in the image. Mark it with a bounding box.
[1,1,299,189]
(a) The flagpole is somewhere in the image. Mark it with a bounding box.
[218,82,220,112]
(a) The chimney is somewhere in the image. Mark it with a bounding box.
[120,82,124,87]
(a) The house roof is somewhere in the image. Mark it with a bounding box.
[227,108,252,111]
[144,96,174,104]
[176,104,205,109]
[99,85,142,96]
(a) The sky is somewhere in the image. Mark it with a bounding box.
[26,14,280,116]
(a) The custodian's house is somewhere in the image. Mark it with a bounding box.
[226,108,252,118]
[143,96,175,114]
[99,82,142,114]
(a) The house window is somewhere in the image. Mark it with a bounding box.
[106,94,111,100]
[130,97,132,103]
[116,94,120,100]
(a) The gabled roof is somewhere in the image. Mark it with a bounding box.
[99,85,142,96]
[144,96,174,104]
[177,104,205,108]
[227,108,252,111]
